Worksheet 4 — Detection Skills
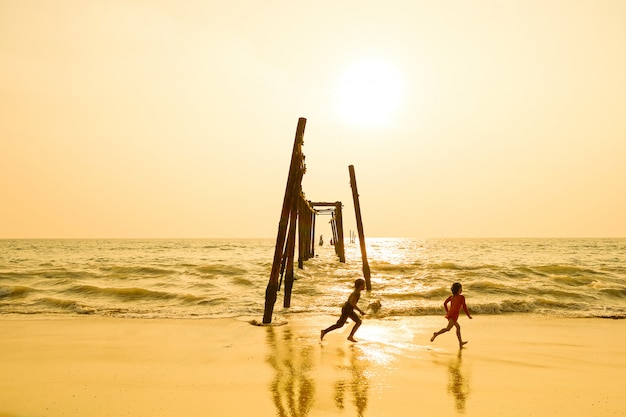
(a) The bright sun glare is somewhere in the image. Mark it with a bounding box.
[335,57,405,128]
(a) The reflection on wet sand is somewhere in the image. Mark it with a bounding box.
[265,325,372,417]
[447,350,469,413]
[333,345,369,417]
[266,327,315,417]
[432,348,470,414]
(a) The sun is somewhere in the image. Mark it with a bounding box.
[334,57,405,128]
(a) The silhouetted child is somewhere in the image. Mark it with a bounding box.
[321,279,366,342]
[431,282,473,348]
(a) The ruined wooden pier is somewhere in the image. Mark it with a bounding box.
[262,118,371,324]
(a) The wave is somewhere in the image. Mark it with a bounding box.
[65,285,204,303]
[0,285,34,299]
[428,262,463,270]
[532,264,604,276]
[382,287,449,300]
[101,265,177,277]
[197,297,230,306]
[366,298,623,319]
[423,262,500,272]
[368,261,420,274]
[196,264,249,276]
[231,276,255,286]
[465,280,510,293]
[0,271,31,279]
[36,297,96,314]
[3,268,97,280]
[375,299,538,317]
[599,288,626,299]
[550,275,595,286]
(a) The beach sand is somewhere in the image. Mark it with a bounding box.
[1,314,625,417]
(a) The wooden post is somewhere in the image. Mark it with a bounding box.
[349,165,371,290]
[278,233,290,291]
[283,196,298,308]
[263,118,306,323]
[334,201,345,263]
[297,197,306,269]
[330,215,338,251]
[305,206,313,261]
[311,210,317,258]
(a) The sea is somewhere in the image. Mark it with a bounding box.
[1,238,625,320]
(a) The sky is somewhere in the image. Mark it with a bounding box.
[1,0,625,239]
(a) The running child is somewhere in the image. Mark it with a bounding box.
[431,282,473,348]
[321,279,366,342]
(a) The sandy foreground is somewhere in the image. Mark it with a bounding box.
[1,314,625,417]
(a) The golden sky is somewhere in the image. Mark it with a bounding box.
[1,0,625,238]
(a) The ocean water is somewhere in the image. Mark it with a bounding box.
[1,238,625,320]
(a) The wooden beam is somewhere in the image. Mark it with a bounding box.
[309,202,338,207]
[283,195,298,308]
[263,118,306,323]
[349,165,371,290]
[334,202,345,263]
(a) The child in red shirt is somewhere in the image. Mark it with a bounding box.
[430,282,473,348]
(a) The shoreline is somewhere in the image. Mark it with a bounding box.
[1,314,625,416]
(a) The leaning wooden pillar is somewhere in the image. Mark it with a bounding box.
[263,118,306,324]
[334,202,346,263]
[349,165,371,290]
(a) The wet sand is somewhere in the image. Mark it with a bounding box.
[1,314,625,416]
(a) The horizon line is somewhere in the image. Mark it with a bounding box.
[1,236,625,240]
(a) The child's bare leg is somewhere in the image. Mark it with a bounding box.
[455,322,468,348]
[346,313,362,342]
[321,314,348,341]
[430,330,443,342]
[347,321,361,342]
[431,320,454,342]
